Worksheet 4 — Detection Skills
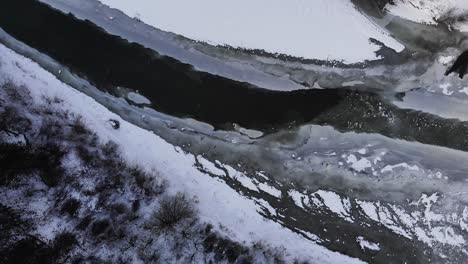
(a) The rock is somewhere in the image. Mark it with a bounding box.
[445,50,468,79]
[109,119,120,130]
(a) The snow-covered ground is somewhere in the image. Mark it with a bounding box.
[0,43,362,263]
[96,0,404,63]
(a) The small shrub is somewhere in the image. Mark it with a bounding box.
[76,145,99,165]
[43,96,63,105]
[202,227,249,263]
[131,200,141,213]
[2,237,56,264]
[70,255,85,264]
[149,193,196,232]
[76,215,92,231]
[40,166,64,187]
[38,143,65,187]
[132,167,166,196]
[0,204,31,249]
[71,117,89,135]
[102,141,119,158]
[0,141,65,187]
[53,232,76,255]
[203,233,218,253]
[236,255,254,264]
[91,219,110,237]
[88,133,99,147]
[0,143,34,185]
[0,106,32,134]
[112,203,128,215]
[61,198,81,217]
[293,259,311,264]
[3,82,31,105]
[133,167,147,189]
[39,118,63,140]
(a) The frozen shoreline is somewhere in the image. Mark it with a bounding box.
[96,0,404,63]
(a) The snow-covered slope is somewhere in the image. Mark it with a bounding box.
[0,43,362,264]
[96,0,404,63]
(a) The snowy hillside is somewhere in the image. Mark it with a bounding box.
[0,43,360,263]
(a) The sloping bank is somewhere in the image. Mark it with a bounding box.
[0,43,363,263]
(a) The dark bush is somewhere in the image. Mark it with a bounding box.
[131,200,140,213]
[132,167,166,197]
[202,226,249,263]
[2,237,56,264]
[203,233,218,253]
[149,193,196,232]
[71,117,89,135]
[236,255,254,264]
[76,145,98,165]
[88,133,99,148]
[76,215,92,231]
[0,142,65,187]
[43,96,63,105]
[71,255,85,264]
[38,143,65,187]
[61,198,81,217]
[133,167,147,189]
[39,118,63,140]
[0,106,32,135]
[0,143,35,185]
[3,82,31,105]
[102,141,119,158]
[0,204,30,249]
[225,243,246,262]
[112,203,128,215]
[204,223,213,234]
[40,165,64,187]
[53,232,77,255]
[91,219,110,236]
[293,259,311,264]
[132,168,154,196]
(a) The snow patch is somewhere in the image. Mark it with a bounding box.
[346,154,372,172]
[438,56,454,65]
[356,236,380,251]
[439,83,454,96]
[258,183,282,198]
[459,87,468,95]
[313,190,353,223]
[381,162,420,173]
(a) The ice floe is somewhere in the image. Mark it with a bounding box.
[97,0,404,63]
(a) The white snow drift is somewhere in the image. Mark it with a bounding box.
[97,0,404,63]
